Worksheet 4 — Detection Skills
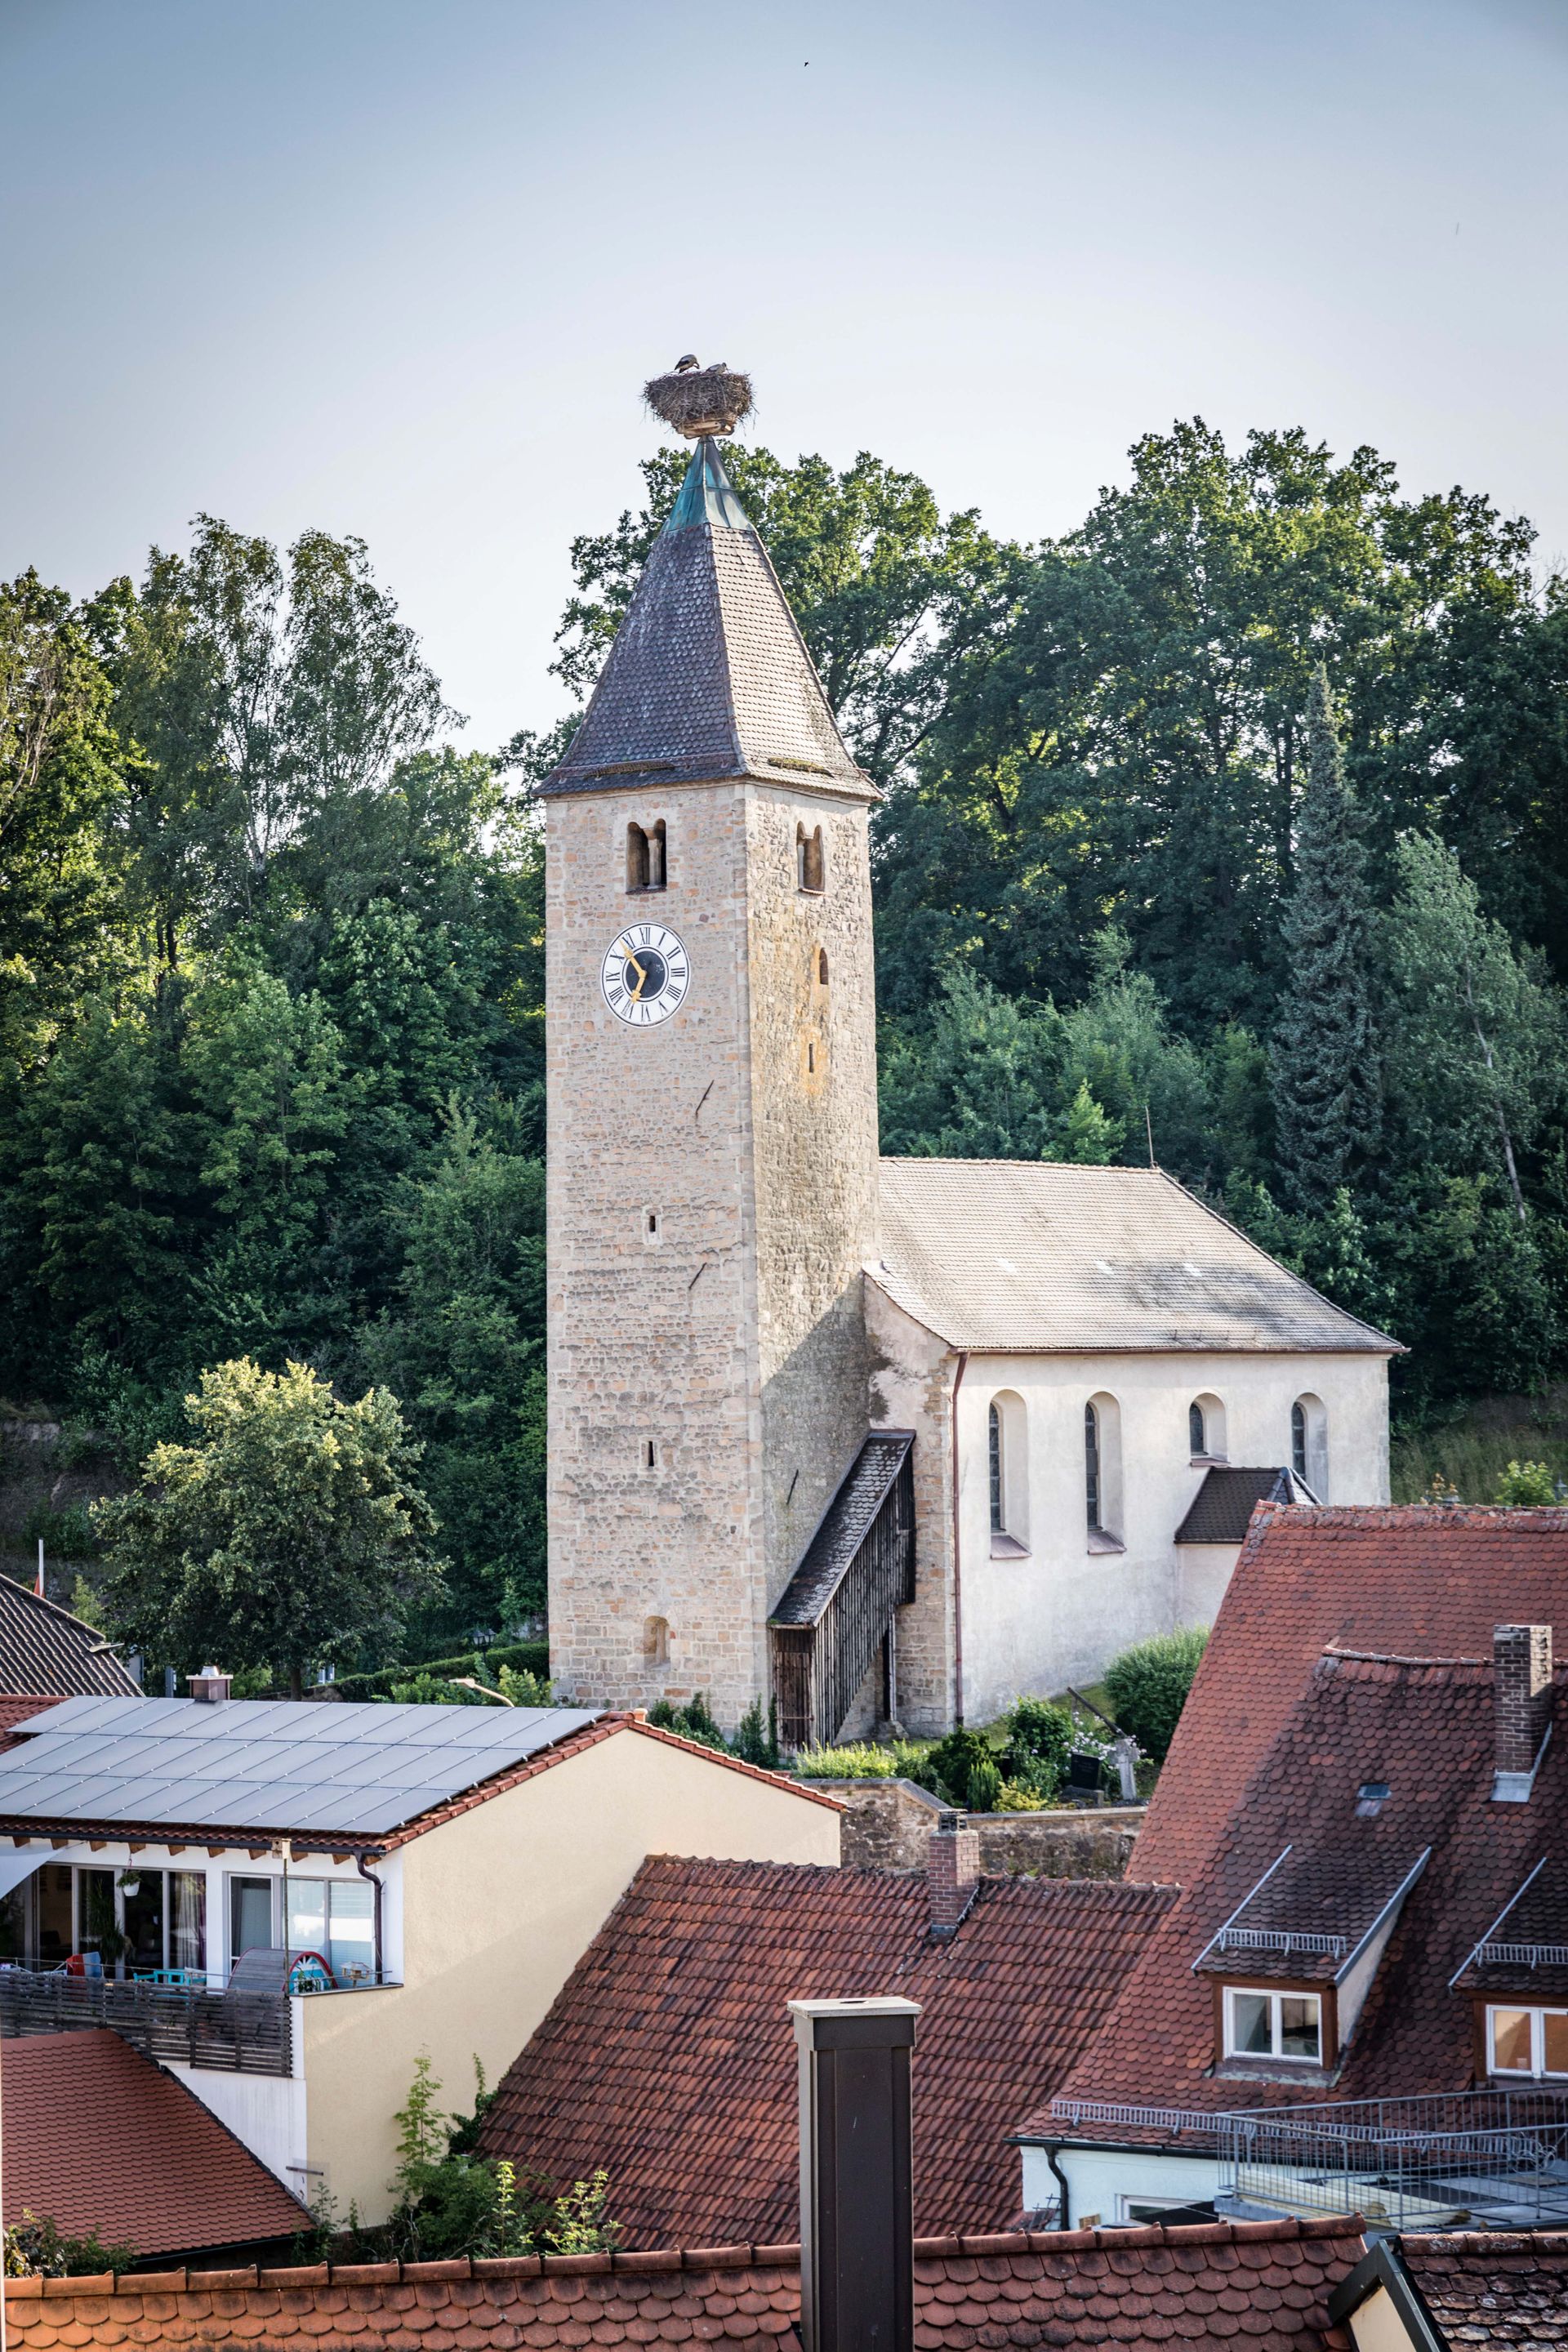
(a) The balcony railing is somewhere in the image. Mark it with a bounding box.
[770,1432,915,1753]
[0,1966,292,2077]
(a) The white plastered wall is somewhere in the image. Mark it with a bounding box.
[299,1726,840,2221]
[1022,2142,1225,2227]
[868,1280,1391,1727]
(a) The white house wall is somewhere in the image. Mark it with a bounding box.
[167,2060,308,2197]
[1022,2142,1225,2228]
[867,1281,1390,1728]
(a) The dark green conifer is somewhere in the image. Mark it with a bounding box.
[1270,666,1380,1208]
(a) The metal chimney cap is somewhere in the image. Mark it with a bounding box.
[188,1665,233,1703]
[789,1996,920,2051]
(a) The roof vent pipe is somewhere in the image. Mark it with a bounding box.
[1493,1624,1552,1800]
[188,1665,232,1704]
[927,1809,979,1939]
[789,1997,920,2352]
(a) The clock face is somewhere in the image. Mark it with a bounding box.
[601,921,690,1027]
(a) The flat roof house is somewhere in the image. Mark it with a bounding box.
[0,1688,838,2221]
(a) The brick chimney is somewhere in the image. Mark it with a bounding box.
[927,1809,979,1937]
[789,1997,920,2352]
[1493,1624,1553,1800]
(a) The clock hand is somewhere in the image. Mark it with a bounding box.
[624,947,648,1000]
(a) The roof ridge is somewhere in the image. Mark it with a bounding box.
[14,2209,1370,2296]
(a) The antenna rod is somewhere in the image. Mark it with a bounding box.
[1145,1104,1156,1169]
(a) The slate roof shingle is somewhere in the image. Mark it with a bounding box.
[871,1162,1399,1356]
[478,1855,1177,2246]
[0,1576,136,1697]
[1175,1468,1307,1545]
[1133,1505,1568,1892]
[0,2215,1370,2352]
[1,2029,308,2257]
[541,441,866,800]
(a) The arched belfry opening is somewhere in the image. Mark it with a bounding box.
[627,820,666,892]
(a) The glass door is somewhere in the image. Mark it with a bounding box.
[229,1877,275,1975]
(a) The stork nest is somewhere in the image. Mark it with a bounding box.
[644,364,753,439]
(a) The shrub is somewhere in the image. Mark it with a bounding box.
[496,1664,553,1704]
[924,1727,996,1809]
[731,1696,782,1769]
[387,2055,619,2262]
[965,1754,1003,1813]
[5,2212,136,2277]
[645,1693,728,1752]
[793,1742,898,1779]
[995,1781,1047,1812]
[385,1673,486,1705]
[1494,1459,1561,1504]
[1102,1627,1209,1762]
[1000,1695,1073,1798]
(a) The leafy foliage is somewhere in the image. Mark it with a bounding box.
[1102,1628,1210,1762]
[95,1357,443,1696]
[383,2055,619,2263]
[1494,1459,1561,1504]
[4,2212,137,2278]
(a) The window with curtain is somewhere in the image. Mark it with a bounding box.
[171,1872,206,1974]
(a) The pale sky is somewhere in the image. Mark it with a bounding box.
[3,0,1566,755]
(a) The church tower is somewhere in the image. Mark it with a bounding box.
[540,366,880,1725]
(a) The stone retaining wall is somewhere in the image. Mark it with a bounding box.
[800,1776,1142,1878]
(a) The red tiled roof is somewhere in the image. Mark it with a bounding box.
[1,2215,1369,2352]
[1032,1651,1568,2132]
[1,2029,308,2258]
[1135,1505,1568,1890]
[0,1695,65,1741]
[478,1855,1176,2244]
[1400,2230,1568,2345]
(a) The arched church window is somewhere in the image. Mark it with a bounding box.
[1292,1395,1328,1497]
[796,823,825,894]
[1189,1392,1226,1461]
[1085,1403,1101,1530]
[1189,1400,1205,1458]
[988,1404,1003,1532]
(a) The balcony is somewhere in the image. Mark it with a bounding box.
[0,1963,293,2076]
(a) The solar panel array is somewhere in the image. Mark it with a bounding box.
[0,1695,602,1837]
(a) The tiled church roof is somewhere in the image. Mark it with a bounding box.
[871,1161,1398,1356]
[540,439,869,799]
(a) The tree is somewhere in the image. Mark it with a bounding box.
[1270,666,1380,1209]
[1383,833,1566,1222]
[96,1357,443,1694]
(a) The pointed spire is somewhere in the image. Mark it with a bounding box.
[540,393,869,800]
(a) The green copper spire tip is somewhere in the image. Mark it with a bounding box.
[663,437,752,536]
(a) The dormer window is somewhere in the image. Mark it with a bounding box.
[1487,2004,1568,2078]
[1223,1986,1322,2065]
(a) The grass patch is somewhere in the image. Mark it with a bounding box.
[1391,1388,1568,1503]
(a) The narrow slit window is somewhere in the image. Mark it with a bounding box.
[797,823,825,893]
[817,947,830,985]
[806,1040,816,1073]
[642,1440,657,1471]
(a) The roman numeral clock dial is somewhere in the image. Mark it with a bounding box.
[600,922,689,1027]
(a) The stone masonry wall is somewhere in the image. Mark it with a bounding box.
[865,1285,956,1734]
[546,775,880,1729]
[745,790,880,1608]
[812,1778,1142,1879]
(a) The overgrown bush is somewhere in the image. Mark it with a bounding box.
[965,1754,1003,1812]
[1102,1628,1209,1762]
[4,2212,136,2278]
[731,1696,782,1769]
[1001,1695,1074,1799]
[793,1742,898,1780]
[645,1693,727,1752]
[922,1727,996,1809]
[1494,1459,1561,1503]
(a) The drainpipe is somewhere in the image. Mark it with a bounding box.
[950,1352,969,1726]
[356,1854,385,1984]
[1043,2140,1071,2230]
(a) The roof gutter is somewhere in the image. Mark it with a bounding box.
[951,1352,968,1727]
